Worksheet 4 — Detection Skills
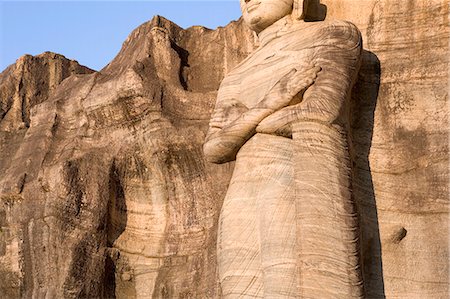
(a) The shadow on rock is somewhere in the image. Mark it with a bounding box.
[350,50,386,298]
[104,160,127,298]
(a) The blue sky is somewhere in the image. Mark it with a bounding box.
[0,1,242,71]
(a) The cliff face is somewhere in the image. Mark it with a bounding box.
[0,53,94,131]
[320,1,449,297]
[0,1,448,298]
[0,16,255,298]
[0,53,94,298]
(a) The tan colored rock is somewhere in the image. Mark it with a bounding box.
[319,1,450,298]
[0,52,94,132]
[0,16,254,298]
[0,0,447,298]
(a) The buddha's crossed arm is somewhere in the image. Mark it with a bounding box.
[257,21,362,135]
[204,65,320,164]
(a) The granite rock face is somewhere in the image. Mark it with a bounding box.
[320,1,449,298]
[0,16,255,298]
[0,1,448,298]
[0,53,94,297]
[0,52,94,132]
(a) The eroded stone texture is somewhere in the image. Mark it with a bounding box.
[0,53,94,173]
[0,53,94,298]
[0,0,448,297]
[0,52,94,131]
[320,0,449,298]
[0,16,254,298]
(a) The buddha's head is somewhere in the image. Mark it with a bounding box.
[240,0,307,33]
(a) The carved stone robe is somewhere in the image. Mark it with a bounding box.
[205,16,363,298]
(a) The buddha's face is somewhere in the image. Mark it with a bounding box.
[240,0,296,33]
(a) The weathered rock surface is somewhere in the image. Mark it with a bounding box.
[0,16,255,298]
[320,1,449,298]
[0,52,94,131]
[0,1,448,298]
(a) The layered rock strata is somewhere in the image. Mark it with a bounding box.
[321,1,450,297]
[0,0,448,297]
[0,17,255,298]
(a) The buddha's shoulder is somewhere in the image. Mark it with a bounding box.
[291,20,362,45]
[321,20,361,38]
[318,20,361,45]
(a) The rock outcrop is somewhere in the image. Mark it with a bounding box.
[0,16,255,298]
[0,52,94,132]
[0,0,448,297]
[321,1,449,298]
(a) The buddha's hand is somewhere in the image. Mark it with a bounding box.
[256,65,324,137]
[256,104,299,137]
[256,65,321,111]
[209,99,249,129]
